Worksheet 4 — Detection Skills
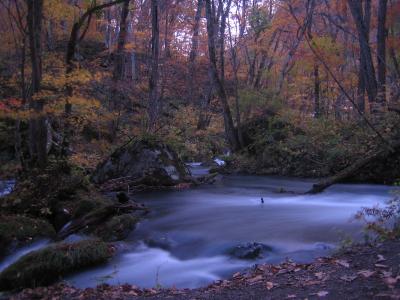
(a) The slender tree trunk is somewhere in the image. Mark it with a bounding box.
[205,0,239,151]
[108,0,130,137]
[354,1,371,115]
[228,26,244,148]
[27,0,47,168]
[357,58,366,114]
[148,0,160,131]
[188,0,203,103]
[314,63,320,118]
[113,0,130,82]
[377,0,387,105]
[348,0,378,112]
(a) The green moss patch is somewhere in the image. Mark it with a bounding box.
[0,239,111,291]
[0,215,55,256]
[93,214,139,242]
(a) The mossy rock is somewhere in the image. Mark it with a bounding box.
[1,160,113,231]
[0,239,111,291]
[92,214,139,242]
[91,136,190,187]
[72,194,112,219]
[0,215,55,257]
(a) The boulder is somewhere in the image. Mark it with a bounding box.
[91,137,190,190]
[229,242,272,260]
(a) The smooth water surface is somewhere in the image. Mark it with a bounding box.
[66,166,394,289]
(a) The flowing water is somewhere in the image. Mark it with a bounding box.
[64,165,394,289]
[0,168,394,289]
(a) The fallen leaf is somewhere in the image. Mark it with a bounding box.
[232,272,241,278]
[340,275,357,282]
[336,259,350,268]
[381,271,393,278]
[384,276,400,286]
[358,270,375,278]
[266,281,274,290]
[375,264,389,268]
[316,291,329,297]
[294,267,302,272]
[303,280,321,286]
[377,254,386,262]
[247,275,263,284]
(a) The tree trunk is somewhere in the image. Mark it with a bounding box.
[376,0,387,106]
[188,0,203,103]
[314,63,320,118]
[348,0,378,111]
[354,0,371,115]
[113,0,130,82]
[205,0,239,151]
[148,0,160,131]
[228,20,244,148]
[27,0,47,168]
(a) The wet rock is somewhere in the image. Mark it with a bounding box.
[314,242,334,250]
[94,214,139,242]
[229,242,272,260]
[92,137,190,190]
[145,234,176,250]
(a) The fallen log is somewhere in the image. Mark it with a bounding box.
[57,202,149,240]
[307,140,400,194]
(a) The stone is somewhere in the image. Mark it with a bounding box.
[91,137,190,189]
[229,242,272,260]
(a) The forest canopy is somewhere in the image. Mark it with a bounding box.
[0,0,399,175]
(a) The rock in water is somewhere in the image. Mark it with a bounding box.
[91,138,190,189]
[229,242,272,260]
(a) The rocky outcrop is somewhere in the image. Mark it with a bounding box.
[91,138,190,190]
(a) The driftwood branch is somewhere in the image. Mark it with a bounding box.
[307,140,400,194]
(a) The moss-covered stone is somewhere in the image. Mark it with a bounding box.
[1,160,113,231]
[91,136,190,187]
[93,214,139,242]
[0,215,55,257]
[0,239,111,291]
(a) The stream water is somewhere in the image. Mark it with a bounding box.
[0,166,394,289]
[63,164,394,289]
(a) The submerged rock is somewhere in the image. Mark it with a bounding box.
[0,239,112,291]
[229,242,272,260]
[144,234,176,250]
[92,137,190,190]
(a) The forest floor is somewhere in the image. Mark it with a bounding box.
[9,239,400,300]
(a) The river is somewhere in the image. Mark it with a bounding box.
[63,164,393,289]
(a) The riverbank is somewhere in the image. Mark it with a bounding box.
[9,238,400,299]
